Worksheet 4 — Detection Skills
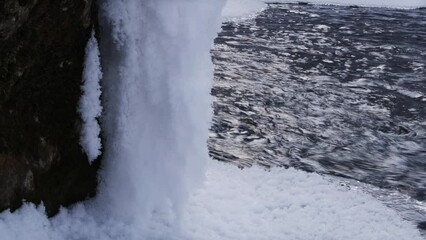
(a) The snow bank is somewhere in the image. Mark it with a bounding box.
[78,30,103,163]
[0,161,422,240]
[222,0,426,20]
[222,0,266,21]
[286,0,426,8]
[183,161,423,240]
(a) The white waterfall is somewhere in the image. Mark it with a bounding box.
[97,0,225,223]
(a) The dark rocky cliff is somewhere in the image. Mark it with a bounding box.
[0,0,100,216]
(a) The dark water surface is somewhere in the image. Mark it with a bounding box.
[209,3,426,231]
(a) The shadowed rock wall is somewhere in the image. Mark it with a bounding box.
[0,0,99,216]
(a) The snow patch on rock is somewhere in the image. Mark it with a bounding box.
[78,30,103,163]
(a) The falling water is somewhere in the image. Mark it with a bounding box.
[97,0,225,224]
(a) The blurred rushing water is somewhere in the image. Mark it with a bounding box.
[209,2,426,232]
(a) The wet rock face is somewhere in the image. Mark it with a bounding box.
[0,0,99,216]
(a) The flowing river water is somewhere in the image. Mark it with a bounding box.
[209,2,426,232]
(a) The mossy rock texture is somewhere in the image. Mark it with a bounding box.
[0,0,100,216]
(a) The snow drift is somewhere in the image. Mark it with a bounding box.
[0,162,423,240]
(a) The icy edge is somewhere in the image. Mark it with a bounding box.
[78,30,103,163]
